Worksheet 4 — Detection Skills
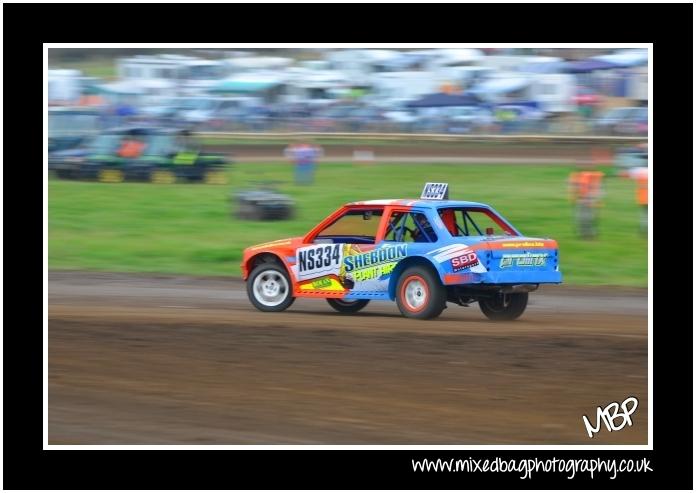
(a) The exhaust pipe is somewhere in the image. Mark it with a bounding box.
[500,284,539,294]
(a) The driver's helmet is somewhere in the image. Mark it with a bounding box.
[413,214,435,242]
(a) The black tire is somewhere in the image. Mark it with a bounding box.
[238,201,262,221]
[479,292,528,321]
[395,266,447,319]
[246,262,295,312]
[55,168,73,180]
[327,298,370,314]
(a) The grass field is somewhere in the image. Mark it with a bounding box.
[48,162,648,286]
[51,59,118,80]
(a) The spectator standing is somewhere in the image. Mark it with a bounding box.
[284,140,323,185]
[628,167,648,234]
[568,166,605,239]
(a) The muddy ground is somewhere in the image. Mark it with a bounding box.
[48,271,648,445]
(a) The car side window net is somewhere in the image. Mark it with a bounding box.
[385,212,407,241]
[385,211,437,243]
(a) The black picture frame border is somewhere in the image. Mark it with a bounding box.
[3,2,692,490]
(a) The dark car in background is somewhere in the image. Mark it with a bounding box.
[614,143,648,174]
[234,183,295,220]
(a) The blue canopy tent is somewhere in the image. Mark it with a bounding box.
[406,92,481,108]
[562,59,620,73]
[593,50,648,68]
[493,100,540,110]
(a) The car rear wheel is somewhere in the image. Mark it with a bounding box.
[395,266,446,319]
[479,292,528,321]
[327,298,370,314]
[247,263,295,312]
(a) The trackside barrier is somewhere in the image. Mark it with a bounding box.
[195,132,646,144]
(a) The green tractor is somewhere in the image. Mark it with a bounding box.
[52,127,230,184]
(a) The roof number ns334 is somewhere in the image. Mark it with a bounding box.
[421,182,449,200]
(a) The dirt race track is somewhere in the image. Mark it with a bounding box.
[48,271,648,445]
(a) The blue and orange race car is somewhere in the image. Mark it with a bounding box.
[241,183,561,320]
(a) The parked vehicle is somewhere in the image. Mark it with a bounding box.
[234,182,295,221]
[51,127,229,184]
[444,106,494,133]
[48,107,102,153]
[614,144,648,174]
[594,107,648,135]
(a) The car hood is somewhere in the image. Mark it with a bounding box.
[244,237,304,255]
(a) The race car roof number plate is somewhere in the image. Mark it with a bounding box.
[421,182,449,200]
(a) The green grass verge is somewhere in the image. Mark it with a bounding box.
[51,59,117,80]
[198,136,631,149]
[48,162,647,286]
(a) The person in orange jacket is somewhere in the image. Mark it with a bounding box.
[568,166,605,239]
[117,137,146,159]
[628,167,648,234]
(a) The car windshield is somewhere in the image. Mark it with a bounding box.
[437,207,517,237]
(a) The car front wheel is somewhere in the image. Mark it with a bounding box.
[247,263,295,312]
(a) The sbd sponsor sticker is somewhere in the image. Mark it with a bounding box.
[451,251,479,272]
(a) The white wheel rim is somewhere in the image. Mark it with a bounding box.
[252,269,289,307]
[405,279,427,310]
